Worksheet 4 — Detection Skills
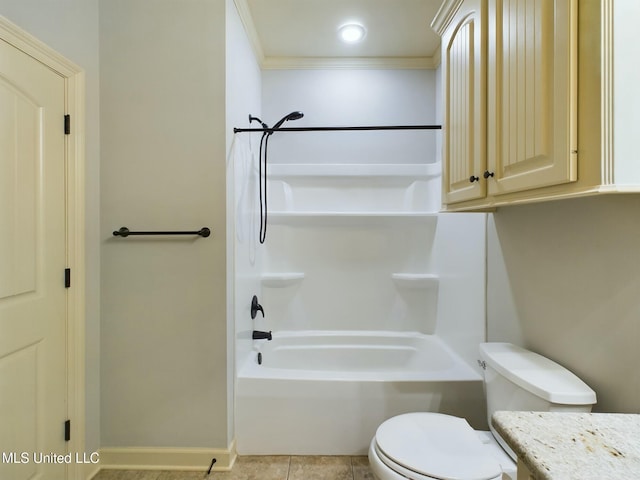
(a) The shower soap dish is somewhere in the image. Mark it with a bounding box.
[391,273,439,290]
[261,272,305,288]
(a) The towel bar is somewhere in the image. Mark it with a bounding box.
[112,226,211,238]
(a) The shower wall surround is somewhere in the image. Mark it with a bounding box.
[259,163,486,367]
[250,68,486,365]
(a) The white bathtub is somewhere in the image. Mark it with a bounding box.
[235,331,485,455]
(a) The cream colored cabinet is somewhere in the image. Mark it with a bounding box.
[435,0,487,205]
[486,0,577,196]
[433,0,640,211]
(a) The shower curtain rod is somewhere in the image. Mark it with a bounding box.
[233,124,441,133]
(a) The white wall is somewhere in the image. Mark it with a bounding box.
[225,0,262,443]
[488,195,640,414]
[262,69,437,164]
[100,0,229,448]
[0,0,101,454]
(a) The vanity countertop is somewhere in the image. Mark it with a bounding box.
[492,411,640,480]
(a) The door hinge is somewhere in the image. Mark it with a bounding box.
[65,268,71,288]
[64,114,71,135]
[64,420,71,442]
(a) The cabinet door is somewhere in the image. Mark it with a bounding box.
[487,0,577,195]
[442,0,486,204]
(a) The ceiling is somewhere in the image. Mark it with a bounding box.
[236,0,443,68]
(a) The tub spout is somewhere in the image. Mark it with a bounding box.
[252,330,272,341]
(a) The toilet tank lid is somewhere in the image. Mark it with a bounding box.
[479,343,597,405]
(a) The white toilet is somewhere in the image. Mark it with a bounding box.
[368,342,597,480]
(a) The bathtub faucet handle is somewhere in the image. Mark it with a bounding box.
[251,295,264,319]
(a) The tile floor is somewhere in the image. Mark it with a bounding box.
[93,456,374,480]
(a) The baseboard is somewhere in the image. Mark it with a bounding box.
[95,440,236,474]
[84,462,101,480]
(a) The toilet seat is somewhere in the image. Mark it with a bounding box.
[373,413,503,480]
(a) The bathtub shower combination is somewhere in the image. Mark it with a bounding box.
[232,159,488,455]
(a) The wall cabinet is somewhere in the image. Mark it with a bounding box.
[433,0,640,211]
[436,0,487,205]
[487,0,576,196]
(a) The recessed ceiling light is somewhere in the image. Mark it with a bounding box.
[338,23,366,43]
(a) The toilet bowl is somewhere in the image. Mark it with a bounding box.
[368,343,597,480]
[369,412,510,480]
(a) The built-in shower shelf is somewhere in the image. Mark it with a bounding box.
[268,211,438,226]
[261,272,305,287]
[268,163,441,178]
[391,273,439,289]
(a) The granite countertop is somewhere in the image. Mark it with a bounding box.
[492,412,640,480]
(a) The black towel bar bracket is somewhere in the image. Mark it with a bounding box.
[112,227,211,238]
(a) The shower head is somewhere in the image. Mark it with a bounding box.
[271,111,304,131]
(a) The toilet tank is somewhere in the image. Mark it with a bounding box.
[478,343,597,427]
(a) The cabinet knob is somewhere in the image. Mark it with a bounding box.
[469,175,479,183]
[483,171,495,179]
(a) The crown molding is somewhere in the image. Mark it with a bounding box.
[232,0,264,65]
[262,56,438,70]
[431,46,441,69]
[431,0,464,36]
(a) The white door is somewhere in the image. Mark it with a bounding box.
[0,37,68,480]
